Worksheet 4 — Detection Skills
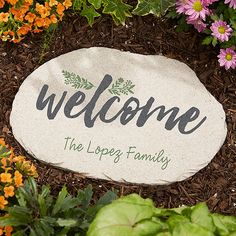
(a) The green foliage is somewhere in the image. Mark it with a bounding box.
[72,0,175,26]
[87,194,236,236]
[63,70,95,90]
[108,78,135,96]
[0,178,117,236]
[133,0,175,17]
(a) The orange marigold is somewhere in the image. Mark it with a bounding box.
[36,3,50,18]
[0,196,8,209]
[0,138,6,146]
[25,12,36,23]
[0,228,3,235]
[5,226,13,236]
[10,8,24,21]
[18,24,31,36]
[14,171,23,187]
[0,0,4,8]
[6,0,18,5]
[50,14,57,24]
[34,17,44,27]
[25,0,33,4]
[0,173,12,183]
[21,3,31,14]
[0,13,9,23]
[49,0,58,7]
[57,3,65,15]
[4,186,14,198]
[63,0,72,9]
[1,158,7,168]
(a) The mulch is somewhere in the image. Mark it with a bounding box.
[0,11,236,215]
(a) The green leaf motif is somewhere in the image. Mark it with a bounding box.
[81,3,101,26]
[133,0,175,17]
[102,0,132,25]
[108,78,135,96]
[62,70,95,90]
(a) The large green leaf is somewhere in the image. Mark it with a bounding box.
[133,0,175,17]
[52,186,68,216]
[190,203,215,232]
[81,3,101,27]
[212,213,236,234]
[172,223,214,236]
[87,194,156,236]
[102,0,132,25]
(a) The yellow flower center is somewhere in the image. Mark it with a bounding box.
[225,53,232,61]
[218,26,226,34]
[193,1,203,12]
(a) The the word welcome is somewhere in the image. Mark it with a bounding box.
[36,75,207,134]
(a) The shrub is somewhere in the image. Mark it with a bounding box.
[0,0,175,42]
[169,0,236,70]
[0,177,117,235]
[0,138,38,235]
[88,194,236,236]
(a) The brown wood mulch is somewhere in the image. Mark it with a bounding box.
[0,13,236,215]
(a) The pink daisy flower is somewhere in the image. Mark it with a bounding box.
[218,48,236,70]
[176,0,189,14]
[210,20,233,42]
[187,17,207,32]
[224,0,236,9]
[185,0,210,20]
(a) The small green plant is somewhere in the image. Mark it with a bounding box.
[88,194,236,236]
[0,177,117,236]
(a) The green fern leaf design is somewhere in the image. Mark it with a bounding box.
[108,78,135,96]
[62,70,95,90]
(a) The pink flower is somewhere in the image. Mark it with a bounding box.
[185,0,210,20]
[187,17,207,32]
[176,0,189,13]
[210,20,233,42]
[224,0,236,9]
[218,47,236,70]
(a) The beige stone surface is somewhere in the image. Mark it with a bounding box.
[10,47,227,184]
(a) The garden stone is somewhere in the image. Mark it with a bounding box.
[10,47,227,184]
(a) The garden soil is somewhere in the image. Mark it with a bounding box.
[0,13,236,215]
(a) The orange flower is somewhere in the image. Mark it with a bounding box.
[5,226,13,236]
[0,0,4,8]
[34,17,44,27]
[0,138,6,146]
[12,38,23,43]
[0,173,12,183]
[0,228,3,235]
[25,0,33,4]
[57,3,65,15]
[0,196,8,209]
[50,14,57,24]
[17,24,31,36]
[1,158,7,168]
[49,0,58,7]
[10,9,24,21]
[14,171,23,187]
[63,0,72,9]
[0,13,9,23]
[36,3,50,18]
[4,186,14,198]
[44,17,51,28]
[13,155,25,163]
[6,0,18,5]
[21,3,30,14]
[3,31,15,37]
[25,12,36,23]
[32,29,42,33]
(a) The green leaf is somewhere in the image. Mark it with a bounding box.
[0,216,29,227]
[57,218,77,227]
[167,215,190,231]
[88,0,102,9]
[202,36,213,45]
[212,37,218,47]
[133,0,175,17]
[191,203,215,232]
[97,190,118,206]
[73,0,83,11]
[87,194,156,236]
[81,3,101,27]
[172,223,214,236]
[52,186,68,216]
[212,214,236,233]
[102,0,132,25]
